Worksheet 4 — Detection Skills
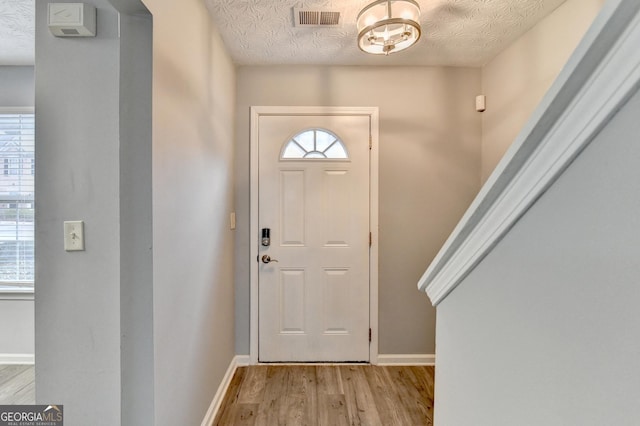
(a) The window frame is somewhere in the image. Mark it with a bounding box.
[0,107,35,299]
[280,128,351,161]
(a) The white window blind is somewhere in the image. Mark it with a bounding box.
[0,113,34,288]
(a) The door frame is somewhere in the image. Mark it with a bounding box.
[249,106,379,364]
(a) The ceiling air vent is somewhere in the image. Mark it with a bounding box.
[294,8,342,27]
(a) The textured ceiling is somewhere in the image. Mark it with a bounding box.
[206,0,567,66]
[0,0,567,67]
[0,0,34,65]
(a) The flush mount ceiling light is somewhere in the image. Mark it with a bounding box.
[357,0,421,55]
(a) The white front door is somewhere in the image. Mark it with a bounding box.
[258,113,371,362]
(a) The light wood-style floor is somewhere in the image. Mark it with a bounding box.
[0,365,35,405]
[213,365,434,426]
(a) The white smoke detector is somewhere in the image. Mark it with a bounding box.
[48,3,96,37]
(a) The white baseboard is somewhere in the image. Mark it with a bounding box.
[235,355,251,366]
[377,354,435,366]
[0,353,35,365]
[201,355,250,426]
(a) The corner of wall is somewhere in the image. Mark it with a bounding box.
[479,0,606,184]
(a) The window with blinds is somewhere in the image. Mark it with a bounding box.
[0,113,34,289]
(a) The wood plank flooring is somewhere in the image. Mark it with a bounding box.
[0,365,35,405]
[213,365,434,426]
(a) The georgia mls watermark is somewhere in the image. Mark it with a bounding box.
[0,405,63,426]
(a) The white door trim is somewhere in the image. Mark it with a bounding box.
[250,106,379,364]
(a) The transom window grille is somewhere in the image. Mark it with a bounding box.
[281,129,349,160]
[0,113,34,288]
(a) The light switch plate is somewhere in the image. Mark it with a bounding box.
[230,212,236,230]
[64,221,85,251]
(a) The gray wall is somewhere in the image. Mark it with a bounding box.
[235,66,482,355]
[35,0,153,424]
[36,0,235,423]
[144,0,237,424]
[434,86,640,425]
[0,300,33,356]
[481,0,605,183]
[0,66,34,106]
[118,11,154,426]
[35,1,123,423]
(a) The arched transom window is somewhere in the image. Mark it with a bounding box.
[281,129,349,160]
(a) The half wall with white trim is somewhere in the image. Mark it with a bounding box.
[419,0,640,423]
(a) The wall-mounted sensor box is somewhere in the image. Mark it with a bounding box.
[48,3,96,37]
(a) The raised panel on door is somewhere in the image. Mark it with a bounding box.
[279,268,306,334]
[322,169,351,247]
[322,268,351,335]
[280,170,305,246]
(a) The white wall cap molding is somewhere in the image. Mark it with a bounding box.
[418,0,640,306]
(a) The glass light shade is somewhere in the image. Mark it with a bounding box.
[357,0,421,55]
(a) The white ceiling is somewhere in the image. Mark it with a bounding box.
[0,0,34,66]
[0,0,567,67]
[205,0,567,66]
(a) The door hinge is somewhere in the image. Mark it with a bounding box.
[369,328,372,342]
[369,135,372,150]
[369,232,372,247]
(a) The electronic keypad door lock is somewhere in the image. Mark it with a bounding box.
[261,228,271,246]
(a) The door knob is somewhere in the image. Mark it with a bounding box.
[261,255,279,264]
